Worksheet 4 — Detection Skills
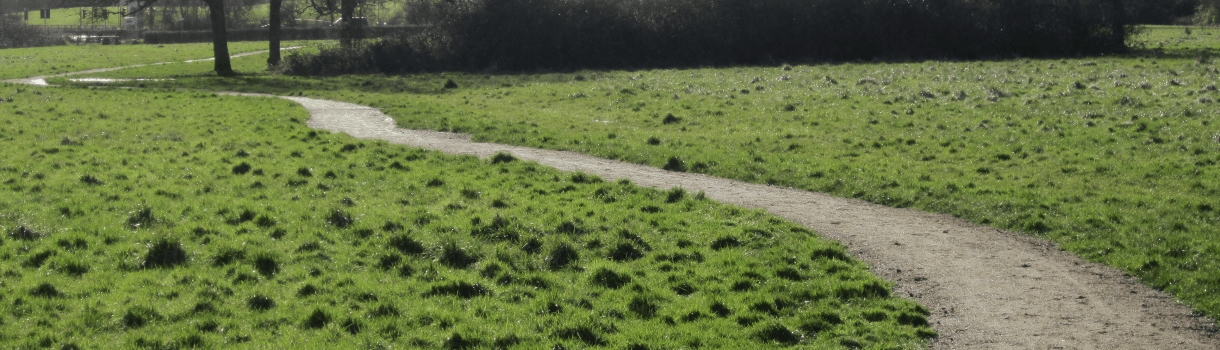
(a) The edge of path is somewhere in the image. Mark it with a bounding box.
[257,93,1220,349]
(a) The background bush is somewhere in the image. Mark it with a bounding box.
[144,26,426,44]
[287,0,1135,75]
[0,15,61,49]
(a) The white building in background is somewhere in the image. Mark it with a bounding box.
[119,0,145,29]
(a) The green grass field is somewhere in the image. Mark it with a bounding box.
[65,25,1220,326]
[15,6,125,27]
[0,41,320,80]
[0,83,934,348]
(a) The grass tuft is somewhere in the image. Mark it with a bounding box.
[29,283,62,298]
[9,226,42,240]
[302,308,330,329]
[490,152,517,164]
[545,242,580,270]
[589,267,631,289]
[326,209,354,228]
[142,240,188,269]
[247,295,276,311]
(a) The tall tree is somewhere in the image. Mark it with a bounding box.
[339,0,356,46]
[203,0,234,76]
[1110,0,1127,52]
[268,0,282,66]
[88,0,233,76]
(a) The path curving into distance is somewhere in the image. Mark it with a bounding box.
[8,53,1219,348]
[258,95,1220,350]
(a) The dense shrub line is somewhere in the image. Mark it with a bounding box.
[144,26,426,44]
[0,16,61,49]
[286,0,1134,75]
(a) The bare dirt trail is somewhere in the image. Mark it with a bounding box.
[263,95,1220,349]
[8,56,1218,347]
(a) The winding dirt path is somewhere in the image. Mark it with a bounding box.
[9,55,1219,348]
[266,95,1220,349]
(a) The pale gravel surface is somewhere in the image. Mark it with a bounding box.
[262,94,1220,349]
[8,57,1219,348]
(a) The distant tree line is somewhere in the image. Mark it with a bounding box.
[287,0,1146,75]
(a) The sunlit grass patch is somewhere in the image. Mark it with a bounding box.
[0,86,933,348]
[80,25,1220,326]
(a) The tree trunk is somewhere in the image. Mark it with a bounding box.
[269,0,282,67]
[340,0,355,46]
[205,0,234,76]
[1110,0,1126,53]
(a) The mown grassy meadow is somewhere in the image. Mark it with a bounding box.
[74,25,1220,325]
[0,84,934,348]
[17,7,125,27]
[0,41,317,81]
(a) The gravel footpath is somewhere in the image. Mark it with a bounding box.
[265,94,1220,349]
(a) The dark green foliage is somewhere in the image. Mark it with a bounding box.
[247,295,276,311]
[553,326,607,346]
[710,302,732,317]
[589,267,631,289]
[520,237,543,254]
[754,323,800,345]
[9,226,41,240]
[710,236,741,250]
[126,208,155,229]
[287,0,1130,75]
[297,284,320,297]
[141,27,427,45]
[811,247,850,261]
[438,241,478,269]
[341,317,363,334]
[326,209,354,228]
[122,306,160,329]
[0,18,59,49]
[664,188,685,203]
[627,295,658,319]
[79,175,104,186]
[607,242,644,262]
[663,157,687,172]
[443,332,480,349]
[29,283,61,298]
[490,152,517,164]
[388,234,425,255]
[143,240,187,269]
[302,309,330,329]
[661,114,681,125]
[897,312,929,327]
[212,248,245,266]
[424,281,491,298]
[545,243,580,270]
[471,215,519,241]
[252,254,279,277]
[232,162,252,175]
[369,304,400,318]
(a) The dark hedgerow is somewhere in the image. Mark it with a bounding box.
[287,0,1132,75]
